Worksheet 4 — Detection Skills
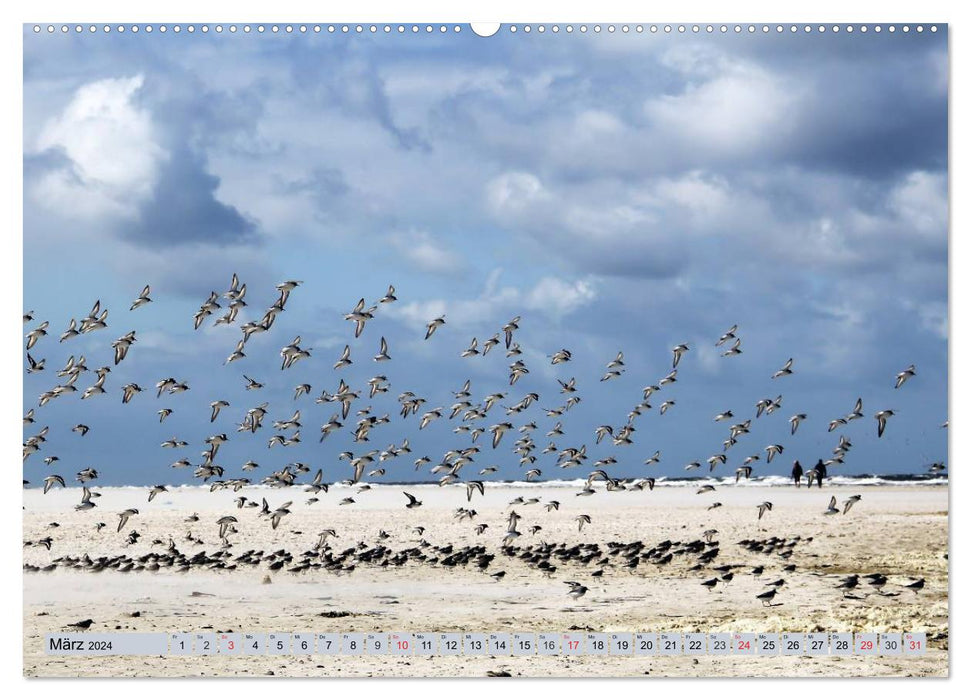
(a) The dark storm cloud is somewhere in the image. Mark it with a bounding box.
[125,146,258,247]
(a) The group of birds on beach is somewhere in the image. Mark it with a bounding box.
[24,274,940,608]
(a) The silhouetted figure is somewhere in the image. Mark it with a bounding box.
[791,460,803,487]
[814,459,827,488]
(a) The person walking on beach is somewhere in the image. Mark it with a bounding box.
[791,460,803,487]
[814,459,827,488]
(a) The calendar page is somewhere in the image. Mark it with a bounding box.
[22,20,948,679]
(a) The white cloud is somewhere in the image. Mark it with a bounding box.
[644,60,801,153]
[524,277,597,317]
[386,230,464,274]
[486,172,547,212]
[889,171,948,239]
[906,300,948,341]
[32,74,167,219]
[385,269,597,332]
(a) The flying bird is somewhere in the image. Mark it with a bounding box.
[789,414,807,435]
[373,336,391,362]
[130,285,152,311]
[772,358,793,379]
[425,316,445,340]
[671,343,689,368]
[875,410,896,438]
[895,365,916,389]
[117,508,139,532]
[843,495,862,514]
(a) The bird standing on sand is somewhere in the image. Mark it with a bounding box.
[756,589,778,606]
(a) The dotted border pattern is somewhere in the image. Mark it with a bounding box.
[29,23,941,36]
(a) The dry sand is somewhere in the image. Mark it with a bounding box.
[23,482,948,677]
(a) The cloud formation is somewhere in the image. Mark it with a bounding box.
[22,28,948,485]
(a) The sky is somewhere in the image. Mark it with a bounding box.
[22,25,948,487]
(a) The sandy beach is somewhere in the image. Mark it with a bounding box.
[22,481,948,677]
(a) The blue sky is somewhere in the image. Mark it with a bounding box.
[23,26,948,486]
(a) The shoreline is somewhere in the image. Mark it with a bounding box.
[24,483,948,677]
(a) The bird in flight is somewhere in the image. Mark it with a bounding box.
[130,285,152,311]
[895,365,916,389]
[772,358,793,379]
[425,316,445,340]
[875,410,896,438]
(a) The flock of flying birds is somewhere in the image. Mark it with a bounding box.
[23,275,941,605]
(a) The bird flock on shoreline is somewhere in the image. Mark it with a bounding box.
[23,276,943,605]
